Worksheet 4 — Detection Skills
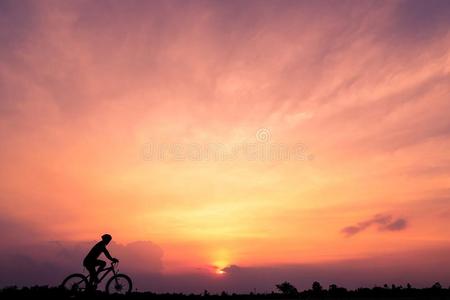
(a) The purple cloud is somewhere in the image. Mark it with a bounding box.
[342,214,408,237]
[383,218,407,231]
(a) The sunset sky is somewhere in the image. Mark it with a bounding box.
[1,0,450,292]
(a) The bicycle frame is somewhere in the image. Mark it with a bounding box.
[86,262,118,284]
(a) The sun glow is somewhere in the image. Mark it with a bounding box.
[213,260,229,276]
[215,268,226,275]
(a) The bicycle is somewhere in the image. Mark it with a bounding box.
[61,261,132,294]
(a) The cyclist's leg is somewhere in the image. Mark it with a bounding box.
[93,259,106,283]
[96,259,106,274]
[85,263,97,287]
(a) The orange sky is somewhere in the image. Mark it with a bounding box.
[1,0,450,286]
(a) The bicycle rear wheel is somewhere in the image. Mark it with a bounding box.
[106,274,132,294]
[61,273,88,293]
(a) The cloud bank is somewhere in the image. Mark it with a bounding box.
[0,216,163,288]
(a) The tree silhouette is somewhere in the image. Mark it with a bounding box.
[276,281,299,296]
[328,284,347,297]
[432,282,442,289]
[312,281,323,293]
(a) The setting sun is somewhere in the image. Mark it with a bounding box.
[215,269,226,276]
[212,259,229,276]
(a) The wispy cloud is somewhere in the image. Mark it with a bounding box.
[342,214,408,237]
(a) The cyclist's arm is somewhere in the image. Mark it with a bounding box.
[103,248,115,261]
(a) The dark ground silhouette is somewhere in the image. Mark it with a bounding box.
[2,281,450,299]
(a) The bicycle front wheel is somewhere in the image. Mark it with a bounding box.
[61,273,88,293]
[106,274,133,294]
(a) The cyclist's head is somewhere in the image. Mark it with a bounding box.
[101,234,112,244]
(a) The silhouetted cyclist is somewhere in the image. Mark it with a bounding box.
[83,234,119,287]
